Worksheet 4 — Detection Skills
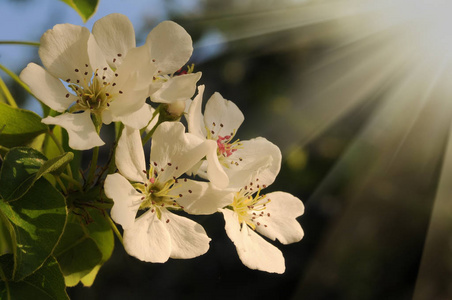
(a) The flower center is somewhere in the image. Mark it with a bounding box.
[216,135,240,157]
[231,189,270,230]
[66,66,123,115]
[136,166,182,220]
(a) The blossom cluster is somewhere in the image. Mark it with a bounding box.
[20,13,304,274]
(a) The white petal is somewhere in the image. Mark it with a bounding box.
[92,13,136,69]
[107,72,150,118]
[220,209,285,274]
[104,173,142,230]
[39,23,92,82]
[205,142,229,189]
[123,210,171,263]
[226,137,282,189]
[150,122,208,182]
[146,21,193,74]
[42,111,104,150]
[112,103,155,130]
[204,92,244,140]
[173,180,233,215]
[115,45,156,91]
[87,34,112,80]
[162,210,210,259]
[255,192,304,245]
[151,72,201,104]
[187,84,207,139]
[116,126,147,182]
[20,63,75,112]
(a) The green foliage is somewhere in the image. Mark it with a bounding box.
[0,179,67,281]
[0,148,73,202]
[0,255,69,300]
[0,103,48,148]
[59,0,99,22]
[54,207,113,287]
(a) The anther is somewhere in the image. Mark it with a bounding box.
[103,67,107,71]
[188,190,192,193]
[75,69,79,72]
[65,94,70,98]
[166,219,170,223]
[84,72,88,75]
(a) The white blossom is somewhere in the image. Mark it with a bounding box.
[187,85,281,189]
[104,122,229,262]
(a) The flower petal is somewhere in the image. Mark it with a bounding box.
[107,71,150,118]
[150,122,209,182]
[204,92,244,140]
[39,23,92,82]
[187,84,207,139]
[146,21,193,74]
[220,208,285,274]
[42,111,104,150]
[227,137,282,189]
[115,45,156,91]
[92,13,136,69]
[255,192,304,245]
[205,143,229,189]
[104,173,142,230]
[123,210,172,263]
[111,103,155,130]
[116,126,147,182]
[151,72,202,104]
[20,63,75,112]
[173,180,232,215]
[161,210,210,259]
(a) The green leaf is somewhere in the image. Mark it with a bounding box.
[54,215,103,287]
[0,103,48,148]
[0,209,14,256]
[37,152,74,177]
[59,0,99,22]
[80,209,114,286]
[0,147,47,202]
[0,148,74,202]
[0,256,69,300]
[0,179,67,280]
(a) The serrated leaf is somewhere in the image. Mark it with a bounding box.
[0,147,47,201]
[0,103,48,148]
[59,0,99,22]
[0,256,69,300]
[0,179,67,280]
[54,215,103,287]
[0,148,74,202]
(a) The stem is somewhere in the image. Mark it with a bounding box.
[47,130,65,154]
[142,121,159,145]
[60,173,83,190]
[48,130,74,181]
[0,76,17,108]
[0,64,32,95]
[0,41,40,47]
[106,122,124,174]
[106,214,123,245]
[55,176,67,194]
[85,146,99,188]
